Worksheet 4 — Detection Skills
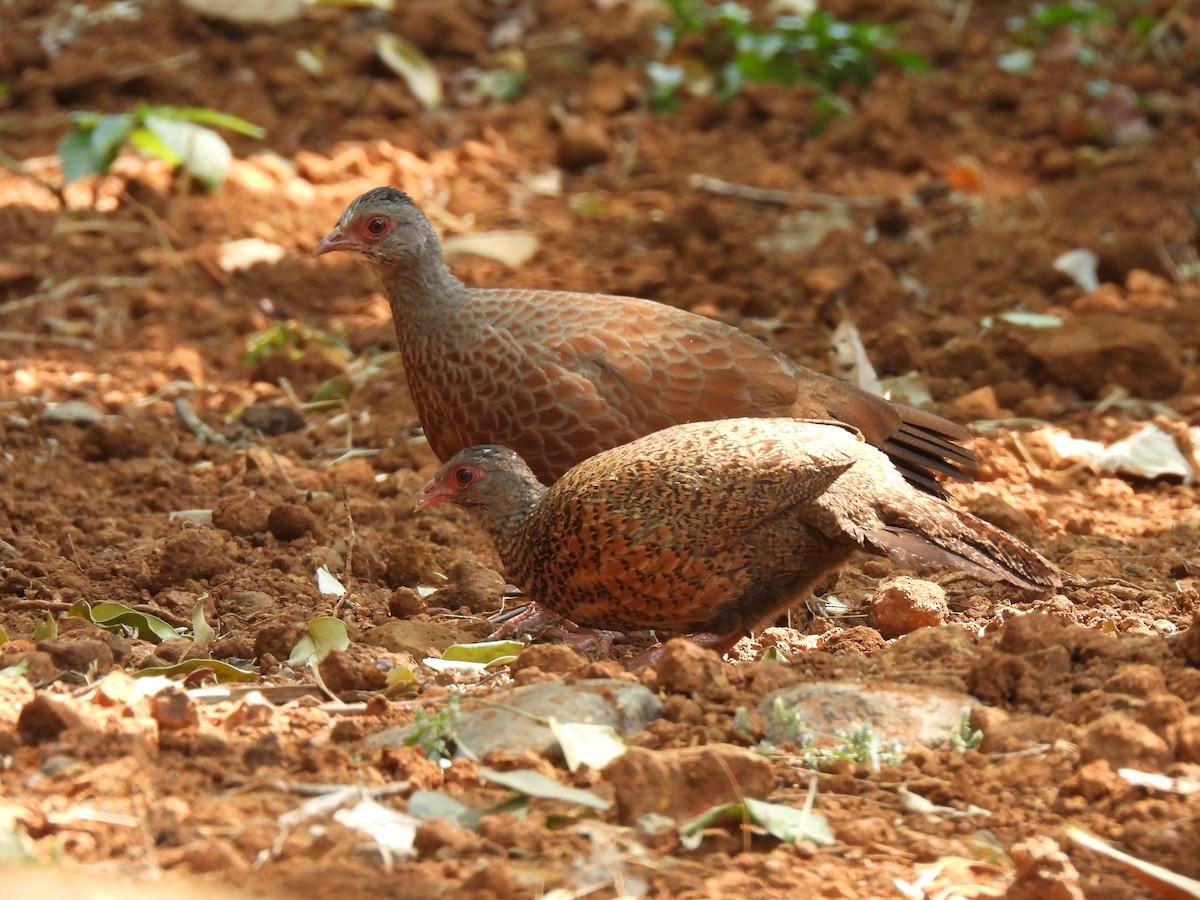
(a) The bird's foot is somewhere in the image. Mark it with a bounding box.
[486,602,623,655]
[487,601,564,638]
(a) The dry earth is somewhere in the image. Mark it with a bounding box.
[1,0,1200,897]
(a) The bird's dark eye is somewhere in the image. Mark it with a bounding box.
[453,466,475,486]
[366,216,388,235]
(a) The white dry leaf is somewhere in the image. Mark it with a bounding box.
[168,509,213,527]
[217,237,287,274]
[1039,423,1194,484]
[377,34,443,110]
[1066,826,1200,898]
[316,566,347,597]
[181,0,305,25]
[1117,768,1200,795]
[879,371,932,407]
[830,319,882,395]
[1052,248,1100,292]
[981,310,1065,329]
[333,798,419,858]
[442,231,540,267]
[548,717,628,772]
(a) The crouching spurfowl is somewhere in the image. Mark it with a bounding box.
[414,418,1059,654]
[315,187,977,497]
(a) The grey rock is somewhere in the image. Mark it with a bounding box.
[367,678,661,760]
[40,400,105,426]
[761,681,975,750]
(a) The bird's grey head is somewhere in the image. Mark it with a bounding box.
[413,445,539,519]
[312,186,437,268]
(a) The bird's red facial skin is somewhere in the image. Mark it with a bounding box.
[352,215,398,245]
[413,464,485,512]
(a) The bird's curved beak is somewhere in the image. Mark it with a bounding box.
[413,479,454,513]
[312,225,357,257]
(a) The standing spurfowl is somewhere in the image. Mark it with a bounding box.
[314,187,977,496]
[414,418,1060,652]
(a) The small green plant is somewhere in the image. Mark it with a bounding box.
[1011,1,1116,45]
[648,0,927,116]
[58,104,264,192]
[406,695,462,761]
[792,723,908,772]
[243,321,351,366]
[950,712,984,753]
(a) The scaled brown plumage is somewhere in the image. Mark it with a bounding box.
[315,187,977,497]
[414,418,1060,647]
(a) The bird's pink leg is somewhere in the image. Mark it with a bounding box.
[487,602,623,654]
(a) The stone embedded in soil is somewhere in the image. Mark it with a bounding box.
[37,637,115,675]
[507,643,588,676]
[652,638,729,695]
[1176,716,1200,764]
[1025,314,1184,399]
[556,118,612,171]
[16,693,88,743]
[237,400,305,436]
[1079,712,1171,770]
[760,681,975,750]
[364,619,478,657]
[603,744,774,824]
[869,576,948,639]
[365,679,661,761]
[317,647,389,693]
[149,528,234,591]
[212,495,271,537]
[150,685,200,731]
[1178,609,1200,665]
[1005,835,1086,900]
[266,502,318,541]
[80,419,158,460]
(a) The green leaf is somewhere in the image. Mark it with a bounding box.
[127,125,182,166]
[134,658,257,682]
[141,114,232,191]
[288,616,350,664]
[192,597,216,646]
[58,128,106,184]
[160,106,266,138]
[680,798,834,847]
[548,717,628,772]
[308,375,353,407]
[478,767,610,810]
[440,640,524,666]
[386,664,417,687]
[89,113,136,161]
[33,612,58,641]
[0,623,8,646]
[70,600,180,643]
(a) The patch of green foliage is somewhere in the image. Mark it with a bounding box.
[406,695,462,762]
[648,0,927,117]
[243,321,351,366]
[1006,1,1169,68]
[58,104,264,192]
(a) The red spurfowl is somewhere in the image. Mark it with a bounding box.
[414,418,1060,652]
[314,187,977,496]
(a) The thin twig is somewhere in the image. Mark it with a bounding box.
[688,173,885,208]
[174,397,227,444]
[0,148,67,207]
[0,331,95,349]
[0,275,151,315]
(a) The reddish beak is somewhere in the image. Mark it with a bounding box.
[413,479,454,512]
[312,225,358,257]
